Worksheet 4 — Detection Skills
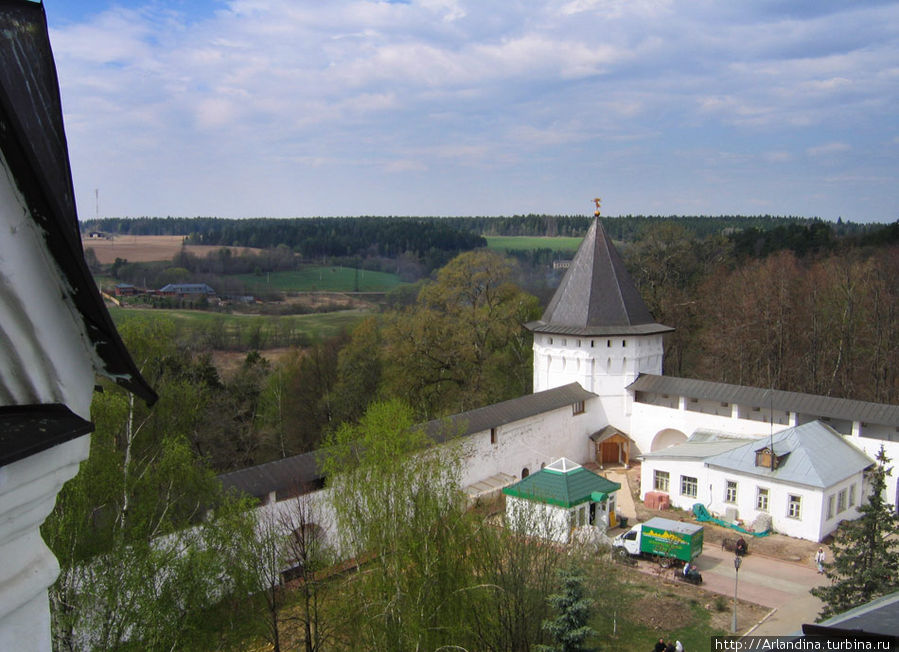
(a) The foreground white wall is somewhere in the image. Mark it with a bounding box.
[0,156,97,650]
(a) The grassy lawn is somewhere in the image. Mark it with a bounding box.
[591,563,747,650]
[108,306,367,348]
[235,266,404,292]
[485,235,583,252]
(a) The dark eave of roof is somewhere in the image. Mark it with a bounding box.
[424,382,597,442]
[527,218,672,336]
[218,449,326,500]
[0,1,156,405]
[220,383,598,500]
[629,374,899,428]
[0,403,93,466]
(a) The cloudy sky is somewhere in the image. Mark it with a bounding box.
[45,0,899,222]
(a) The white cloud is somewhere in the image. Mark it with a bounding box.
[807,142,851,157]
[44,0,899,221]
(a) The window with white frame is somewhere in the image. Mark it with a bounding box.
[725,480,737,504]
[788,494,802,519]
[849,484,856,507]
[837,489,847,513]
[654,470,670,493]
[826,494,835,520]
[756,487,769,512]
[681,475,697,498]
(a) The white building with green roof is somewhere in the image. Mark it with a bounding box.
[503,458,621,543]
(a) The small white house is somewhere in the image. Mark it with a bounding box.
[640,421,874,542]
[502,457,621,544]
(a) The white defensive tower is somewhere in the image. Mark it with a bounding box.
[526,217,673,427]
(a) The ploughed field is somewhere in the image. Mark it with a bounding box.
[82,234,262,264]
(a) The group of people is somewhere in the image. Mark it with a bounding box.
[654,638,684,652]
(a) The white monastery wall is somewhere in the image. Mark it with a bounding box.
[455,397,603,488]
[629,402,791,456]
[842,433,899,514]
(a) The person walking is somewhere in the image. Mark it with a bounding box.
[815,547,826,574]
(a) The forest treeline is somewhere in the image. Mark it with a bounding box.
[84,214,899,261]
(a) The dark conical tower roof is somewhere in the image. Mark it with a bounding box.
[527,219,673,336]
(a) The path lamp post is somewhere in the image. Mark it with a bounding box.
[732,555,743,633]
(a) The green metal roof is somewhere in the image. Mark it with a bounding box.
[502,465,621,509]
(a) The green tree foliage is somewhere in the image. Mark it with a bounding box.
[42,318,261,651]
[811,447,899,620]
[322,400,570,651]
[536,565,599,652]
[254,334,349,462]
[195,350,270,470]
[322,399,476,650]
[624,223,729,376]
[330,316,383,425]
[463,506,567,652]
[382,249,541,417]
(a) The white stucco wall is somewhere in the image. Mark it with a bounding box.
[641,453,868,543]
[640,458,711,512]
[629,402,789,456]
[505,495,572,543]
[533,333,663,429]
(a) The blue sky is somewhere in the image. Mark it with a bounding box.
[44,0,899,222]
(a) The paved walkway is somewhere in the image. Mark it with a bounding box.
[607,468,827,636]
[604,469,637,522]
[695,545,825,635]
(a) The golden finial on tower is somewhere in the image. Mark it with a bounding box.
[593,197,601,217]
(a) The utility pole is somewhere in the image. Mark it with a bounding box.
[732,555,742,633]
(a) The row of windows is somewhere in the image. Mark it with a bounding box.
[825,485,857,520]
[546,336,631,349]
[653,470,810,520]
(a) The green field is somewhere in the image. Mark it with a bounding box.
[108,306,367,349]
[236,266,403,293]
[485,236,582,252]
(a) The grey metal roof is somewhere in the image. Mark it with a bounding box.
[641,434,752,461]
[704,421,873,488]
[0,1,156,406]
[526,218,672,337]
[218,449,325,500]
[808,590,899,638]
[222,383,597,499]
[629,374,899,428]
[424,382,597,441]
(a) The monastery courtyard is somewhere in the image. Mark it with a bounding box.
[606,464,827,637]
